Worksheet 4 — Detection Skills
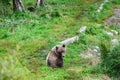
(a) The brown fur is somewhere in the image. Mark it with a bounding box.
[46,44,66,68]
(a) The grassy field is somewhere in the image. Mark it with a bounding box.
[0,0,120,80]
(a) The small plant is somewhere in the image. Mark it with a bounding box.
[100,40,111,59]
[101,42,120,77]
[79,33,89,45]
[50,10,62,17]
[86,25,103,35]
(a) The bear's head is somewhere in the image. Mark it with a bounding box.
[55,44,66,58]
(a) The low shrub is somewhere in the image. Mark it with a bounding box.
[101,42,120,77]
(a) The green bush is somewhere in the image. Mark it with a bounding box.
[112,0,120,4]
[100,40,111,60]
[0,0,12,16]
[101,42,120,77]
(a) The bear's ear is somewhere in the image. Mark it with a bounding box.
[56,46,58,50]
[62,44,65,47]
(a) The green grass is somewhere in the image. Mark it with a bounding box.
[0,0,120,80]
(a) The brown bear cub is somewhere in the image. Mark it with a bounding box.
[46,44,66,68]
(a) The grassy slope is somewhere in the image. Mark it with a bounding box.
[0,0,120,80]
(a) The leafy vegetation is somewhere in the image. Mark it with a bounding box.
[0,0,12,16]
[0,0,120,80]
[101,42,120,78]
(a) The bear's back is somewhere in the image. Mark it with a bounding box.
[46,51,57,67]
